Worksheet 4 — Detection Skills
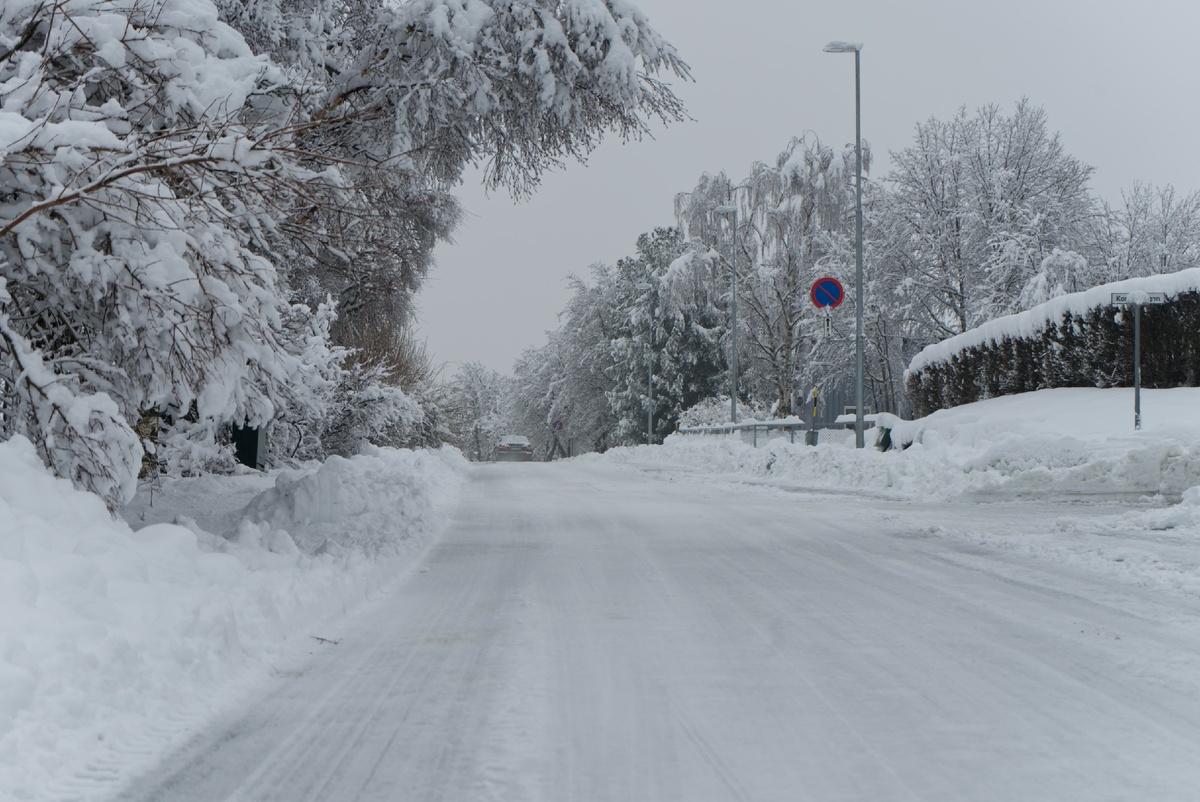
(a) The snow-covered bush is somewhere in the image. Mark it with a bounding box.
[906,270,1200,416]
[677,396,775,427]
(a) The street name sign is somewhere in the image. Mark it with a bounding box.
[1111,292,1167,305]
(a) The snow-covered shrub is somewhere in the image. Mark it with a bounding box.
[678,396,775,427]
[906,270,1200,416]
[316,365,425,458]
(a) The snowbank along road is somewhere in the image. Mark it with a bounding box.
[119,459,1200,801]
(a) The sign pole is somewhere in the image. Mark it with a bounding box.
[805,386,819,446]
[1134,302,1142,431]
[808,278,845,445]
[1110,291,1165,431]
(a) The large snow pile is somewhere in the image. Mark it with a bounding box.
[601,387,1200,506]
[0,439,467,801]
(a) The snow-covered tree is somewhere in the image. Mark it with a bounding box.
[605,228,725,443]
[885,100,1094,337]
[218,0,692,343]
[1089,183,1200,281]
[673,135,867,417]
[508,226,728,454]
[444,361,508,460]
[0,0,344,508]
[1017,248,1091,308]
[0,0,691,506]
[502,267,616,456]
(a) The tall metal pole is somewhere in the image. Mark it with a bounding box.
[647,314,654,444]
[825,41,866,448]
[713,206,739,424]
[852,48,865,449]
[730,209,739,425]
[635,282,655,444]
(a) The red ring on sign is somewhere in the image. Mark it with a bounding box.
[811,277,845,309]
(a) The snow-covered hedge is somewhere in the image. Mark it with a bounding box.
[906,269,1200,416]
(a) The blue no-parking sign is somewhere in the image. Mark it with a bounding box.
[810,277,845,309]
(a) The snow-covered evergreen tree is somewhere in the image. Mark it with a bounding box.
[606,228,725,442]
[506,227,726,451]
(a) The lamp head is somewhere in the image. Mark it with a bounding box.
[823,41,862,53]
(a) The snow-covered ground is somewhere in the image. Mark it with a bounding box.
[619,386,1200,505]
[118,423,1200,801]
[602,386,1200,598]
[5,385,1200,800]
[0,441,468,801]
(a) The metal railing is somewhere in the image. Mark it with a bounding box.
[676,420,866,448]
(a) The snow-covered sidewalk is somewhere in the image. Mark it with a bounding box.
[0,441,467,801]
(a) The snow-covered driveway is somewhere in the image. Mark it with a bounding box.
[121,460,1200,801]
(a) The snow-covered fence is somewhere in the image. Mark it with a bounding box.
[905,269,1200,417]
[677,420,859,447]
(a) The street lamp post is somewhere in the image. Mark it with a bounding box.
[713,205,739,424]
[824,40,866,449]
[635,282,654,444]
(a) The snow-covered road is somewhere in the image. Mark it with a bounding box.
[120,460,1200,801]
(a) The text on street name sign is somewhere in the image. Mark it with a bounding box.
[1110,292,1167,305]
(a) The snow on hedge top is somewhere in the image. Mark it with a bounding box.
[907,268,1200,376]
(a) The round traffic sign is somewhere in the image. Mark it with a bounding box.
[810,277,845,309]
[552,420,564,432]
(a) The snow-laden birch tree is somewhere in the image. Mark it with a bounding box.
[673,135,866,416]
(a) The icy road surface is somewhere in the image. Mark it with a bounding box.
[121,460,1200,801]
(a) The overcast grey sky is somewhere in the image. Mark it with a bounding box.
[416,0,1200,375]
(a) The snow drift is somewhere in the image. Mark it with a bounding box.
[603,386,1200,506]
[0,440,466,801]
